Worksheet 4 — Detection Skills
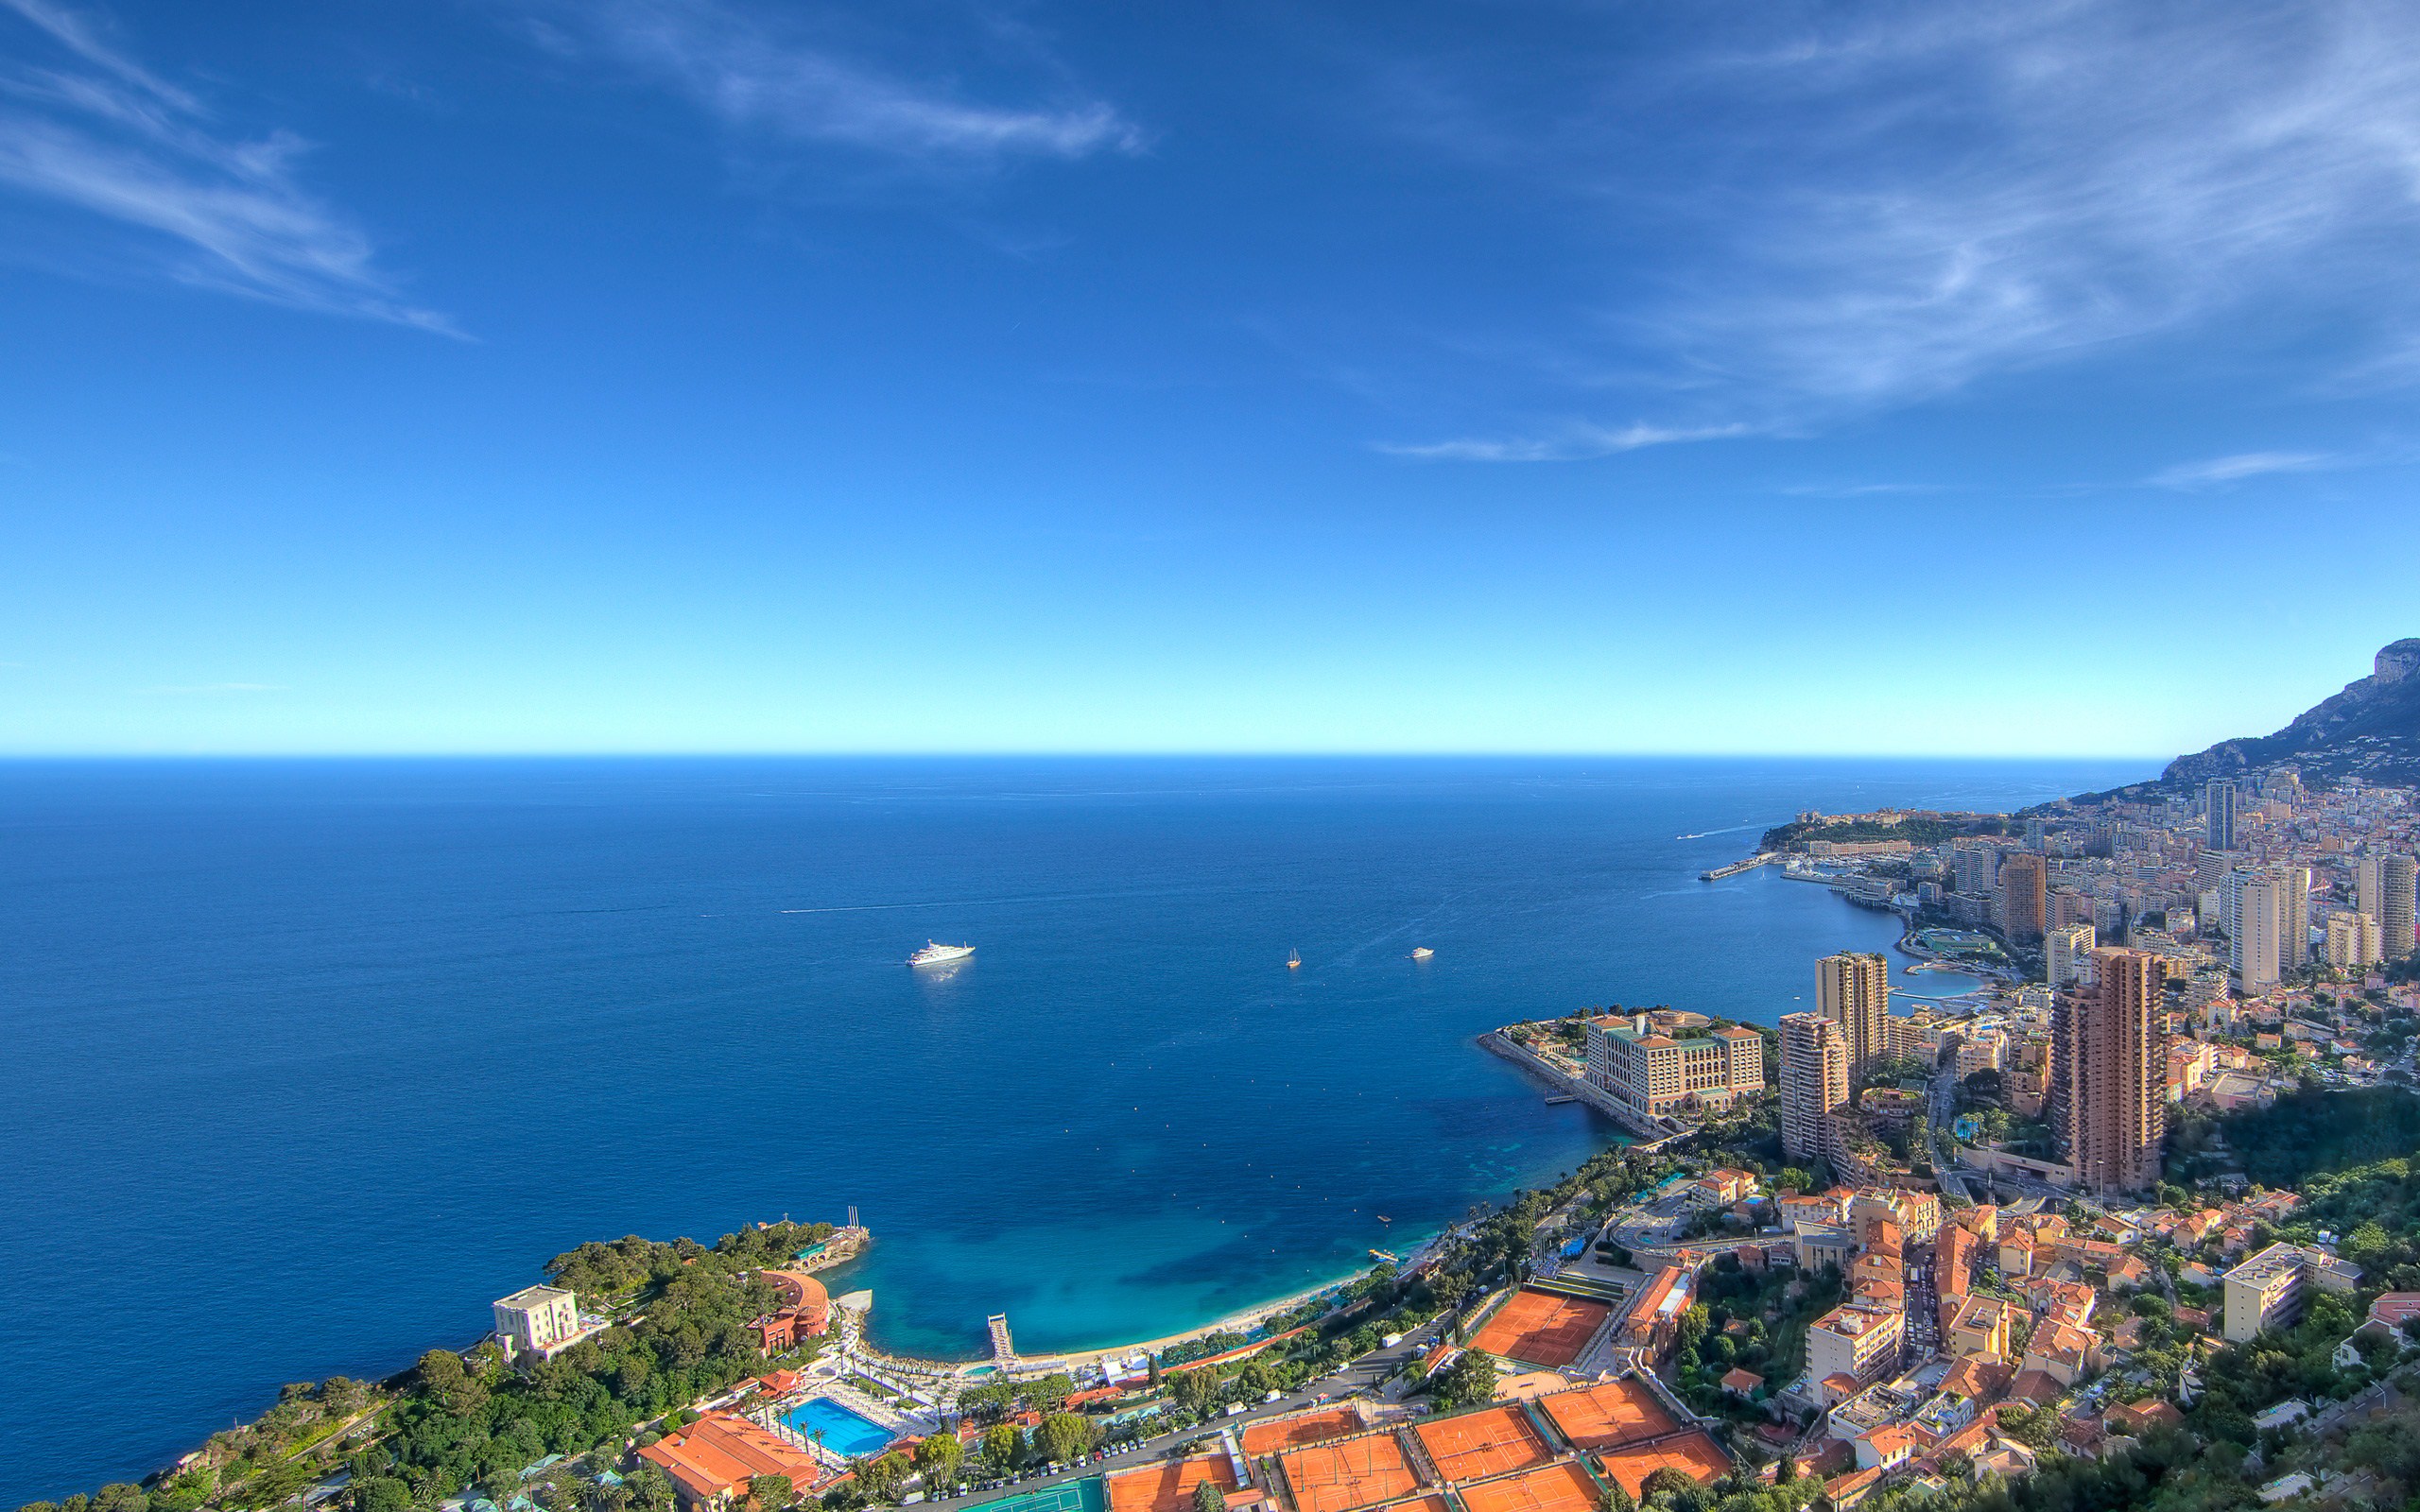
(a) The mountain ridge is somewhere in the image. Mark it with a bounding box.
[2164,637,2420,788]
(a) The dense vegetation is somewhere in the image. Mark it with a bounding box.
[17,1222,846,1512]
[2212,1088,2420,1188]
[1758,816,2011,852]
[1670,1254,1843,1421]
[357,1223,837,1511]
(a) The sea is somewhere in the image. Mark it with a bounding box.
[0,756,2153,1503]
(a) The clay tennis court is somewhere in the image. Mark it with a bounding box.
[1243,1407,1365,1456]
[1105,1455,1238,1512]
[1276,1433,1427,1512]
[1411,1405,1551,1482]
[1596,1432,1731,1497]
[1454,1460,1603,1512]
[1468,1289,1612,1368]
[1534,1378,1677,1451]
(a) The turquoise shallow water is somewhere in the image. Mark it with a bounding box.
[0,756,2149,1501]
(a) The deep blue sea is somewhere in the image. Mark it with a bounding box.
[0,757,2153,1503]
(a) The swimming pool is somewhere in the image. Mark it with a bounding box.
[779,1397,895,1458]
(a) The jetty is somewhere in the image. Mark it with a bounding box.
[1477,1030,1691,1151]
[1698,851,1779,882]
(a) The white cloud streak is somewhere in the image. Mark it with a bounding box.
[532,0,1142,164]
[1374,421,1749,463]
[1380,0,2420,449]
[1647,1,2420,410]
[0,0,450,330]
[2149,451,2334,489]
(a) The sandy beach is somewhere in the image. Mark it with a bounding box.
[1009,1279,1348,1371]
[1002,1233,1442,1372]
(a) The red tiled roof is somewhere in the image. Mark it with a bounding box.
[638,1412,826,1503]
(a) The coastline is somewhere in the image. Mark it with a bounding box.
[853,1250,1411,1376]
[14,759,2158,1500]
[1017,1274,1366,1368]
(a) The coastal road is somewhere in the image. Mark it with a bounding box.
[921,1325,1448,1512]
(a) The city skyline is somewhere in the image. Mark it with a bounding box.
[8,1,2420,754]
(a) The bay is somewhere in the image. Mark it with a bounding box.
[0,756,2150,1503]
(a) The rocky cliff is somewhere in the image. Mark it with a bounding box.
[2165,638,2420,787]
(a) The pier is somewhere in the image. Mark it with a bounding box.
[1477,1031,1690,1151]
[1697,852,1779,882]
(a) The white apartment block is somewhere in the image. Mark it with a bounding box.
[2326,911,2383,970]
[1806,1304,1903,1391]
[494,1284,589,1360]
[2223,1243,2363,1343]
[2046,924,2097,988]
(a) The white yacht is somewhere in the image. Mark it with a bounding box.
[908,941,975,967]
[1410,946,1434,960]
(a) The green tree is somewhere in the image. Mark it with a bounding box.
[152,1473,216,1512]
[914,1435,962,1481]
[1427,1350,1496,1410]
[417,1349,489,1418]
[1193,1483,1228,1512]
[627,1465,676,1512]
[1638,1469,1698,1505]
[1025,1373,1077,1411]
[353,1479,411,1512]
[856,1452,911,1503]
[1037,1413,1097,1465]
[751,1476,795,1510]
[1173,1367,1221,1416]
[93,1486,147,1512]
[982,1424,1022,1468]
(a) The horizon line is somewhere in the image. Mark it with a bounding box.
[0,749,2176,764]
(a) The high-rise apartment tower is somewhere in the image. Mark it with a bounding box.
[2383,856,2418,960]
[2226,870,2281,992]
[1778,1011,1850,1165]
[2055,948,2168,1194]
[2205,780,2238,852]
[1814,952,1890,1077]
[1998,852,2048,944]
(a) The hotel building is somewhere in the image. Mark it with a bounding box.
[1584,1015,1764,1121]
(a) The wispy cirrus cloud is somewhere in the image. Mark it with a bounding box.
[522,0,1142,166]
[1778,482,1950,498]
[0,0,451,330]
[1374,421,1748,464]
[1374,0,2420,454]
[2149,451,2336,489]
[1648,2,2420,408]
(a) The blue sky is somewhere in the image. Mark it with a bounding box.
[4,0,2419,755]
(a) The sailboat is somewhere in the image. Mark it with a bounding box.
[1287,948,1302,970]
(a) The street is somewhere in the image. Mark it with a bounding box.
[918,1322,1449,1511]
